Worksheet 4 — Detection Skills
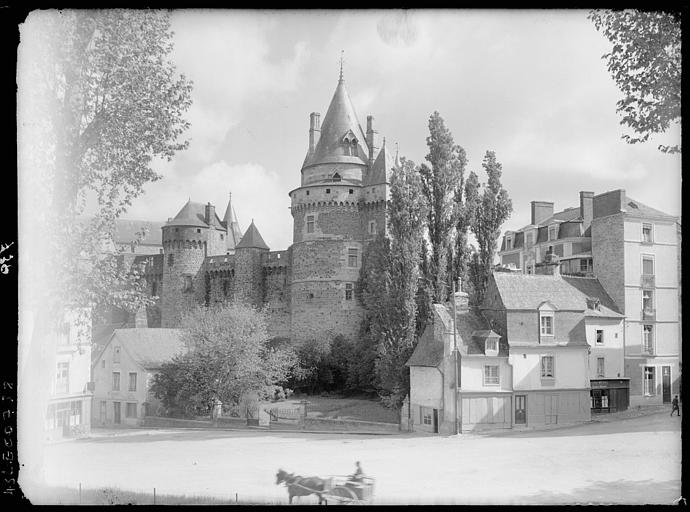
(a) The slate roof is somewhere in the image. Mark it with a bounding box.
[222,194,243,252]
[98,328,186,370]
[405,316,444,367]
[236,221,269,250]
[365,138,397,186]
[303,78,370,169]
[167,200,224,229]
[624,196,676,220]
[492,272,623,317]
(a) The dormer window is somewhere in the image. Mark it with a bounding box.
[538,301,556,340]
[485,337,498,355]
[506,235,513,250]
[332,172,342,182]
[548,225,558,241]
[525,232,534,247]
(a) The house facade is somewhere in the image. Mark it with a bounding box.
[45,308,94,440]
[590,190,680,406]
[91,328,184,426]
[482,270,596,428]
[499,189,680,408]
[406,288,512,434]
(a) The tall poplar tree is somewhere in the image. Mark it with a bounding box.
[419,112,467,302]
[467,151,512,306]
[359,159,428,410]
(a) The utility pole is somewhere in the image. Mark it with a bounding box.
[453,279,459,435]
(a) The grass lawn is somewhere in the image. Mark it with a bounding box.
[292,395,399,424]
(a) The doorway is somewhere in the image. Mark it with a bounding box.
[432,409,439,434]
[113,402,121,424]
[545,394,559,425]
[662,366,671,403]
[515,395,527,425]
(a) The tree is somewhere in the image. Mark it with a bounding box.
[359,159,428,410]
[18,9,192,486]
[467,151,512,306]
[419,112,468,302]
[151,303,298,416]
[588,9,681,153]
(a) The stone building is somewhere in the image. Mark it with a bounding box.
[498,189,681,407]
[111,71,398,346]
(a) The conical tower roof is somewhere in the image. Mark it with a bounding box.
[235,220,269,250]
[303,77,369,169]
[167,199,220,228]
[222,192,243,251]
[365,138,396,186]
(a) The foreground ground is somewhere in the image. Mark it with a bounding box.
[27,411,681,505]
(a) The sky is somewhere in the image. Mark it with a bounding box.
[121,9,681,250]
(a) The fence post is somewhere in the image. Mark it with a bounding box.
[79,482,81,505]
[153,487,156,505]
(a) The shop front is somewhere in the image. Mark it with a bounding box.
[590,378,630,413]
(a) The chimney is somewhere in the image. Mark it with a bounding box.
[309,112,321,154]
[579,191,594,231]
[593,189,626,219]
[366,115,379,164]
[531,201,554,225]
[205,202,216,225]
[453,279,470,311]
[535,252,560,276]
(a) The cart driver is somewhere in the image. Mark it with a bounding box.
[350,461,364,482]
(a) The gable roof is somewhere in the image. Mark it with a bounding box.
[624,196,676,220]
[491,272,623,317]
[235,221,269,250]
[406,319,444,367]
[99,328,186,370]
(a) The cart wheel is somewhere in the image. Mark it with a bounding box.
[329,486,358,504]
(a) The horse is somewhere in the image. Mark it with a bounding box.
[276,468,328,505]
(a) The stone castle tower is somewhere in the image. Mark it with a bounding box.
[149,70,398,343]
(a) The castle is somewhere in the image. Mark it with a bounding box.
[132,71,399,344]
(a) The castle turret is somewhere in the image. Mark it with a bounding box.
[234,220,270,307]
[222,191,243,254]
[288,69,387,343]
[161,199,227,326]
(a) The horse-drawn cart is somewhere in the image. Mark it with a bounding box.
[322,475,375,504]
[276,469,375,504]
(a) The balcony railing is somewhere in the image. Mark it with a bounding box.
[641,274,655,288]
[642,308,656,321]
[641,343,655,356]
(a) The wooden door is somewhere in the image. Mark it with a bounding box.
[515,395,527,424]
[545,394,558,425]
[432,409,439,434]
[113,402,121,424]
[662,366,671,403]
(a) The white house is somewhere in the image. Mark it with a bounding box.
[91,328,184,426]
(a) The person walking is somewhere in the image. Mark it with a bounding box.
[670,395,680,416]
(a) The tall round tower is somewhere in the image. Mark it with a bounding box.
[289,74,388,343]
[161,200,227,327]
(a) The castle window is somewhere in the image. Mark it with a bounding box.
[197,229,201,233]
[332,172,341,182]
[306,190,310,196]
[349,189,353,194]
[183,275,193,292]
[368,221,376,235]
[220,234,224,241]
[168,253,174,266]
[326,188,331,194]
[345,283,353,300]
[306,215,315,233]
[348,248,358,267]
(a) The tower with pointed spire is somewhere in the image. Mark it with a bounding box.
[288,65,398,342]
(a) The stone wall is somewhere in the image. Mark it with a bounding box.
[234,248,268,307]
[591,214,625,313]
